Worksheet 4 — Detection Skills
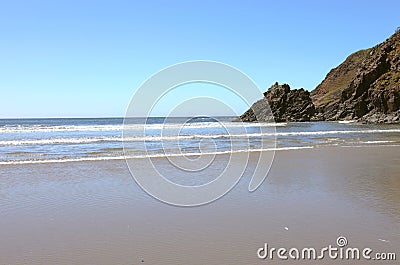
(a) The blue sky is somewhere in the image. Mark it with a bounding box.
[1,0,399,118]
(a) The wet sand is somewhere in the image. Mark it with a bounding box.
[0,146,399,264]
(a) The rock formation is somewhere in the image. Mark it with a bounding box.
[312,30,400,123]
[240,82,315,122]
[240,29,400,123]
[310,49,371,119]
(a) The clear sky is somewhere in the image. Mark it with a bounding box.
[1,0,399,118]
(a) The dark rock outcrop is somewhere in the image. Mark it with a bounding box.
[240,82,315,122]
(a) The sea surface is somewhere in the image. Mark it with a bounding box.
[1,117,400,164]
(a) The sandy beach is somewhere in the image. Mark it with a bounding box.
[0,146,399,264]
[2,1,400,264]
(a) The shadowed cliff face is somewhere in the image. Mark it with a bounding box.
[312,30,400,123]
[240,83,315,122]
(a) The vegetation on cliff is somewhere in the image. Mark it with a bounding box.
[313,29,400,123]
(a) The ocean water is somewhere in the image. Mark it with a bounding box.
[1,117,400,164]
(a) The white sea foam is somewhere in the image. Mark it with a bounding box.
[0,135,237,146]
[0,122,284,133]
[274,129,400,136]
[360,140,396,144]
[0,125,123,133]
[0,137,121,146]
[338,120,356,124]
[0,146,313,165]
[1,129,399,146]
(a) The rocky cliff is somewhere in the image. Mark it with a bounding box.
[240,82,315,122]
[312,30,400,123]
[310,49,371,113]
[240,29,400,123]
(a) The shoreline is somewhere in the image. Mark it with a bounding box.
[1,144,399,166]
